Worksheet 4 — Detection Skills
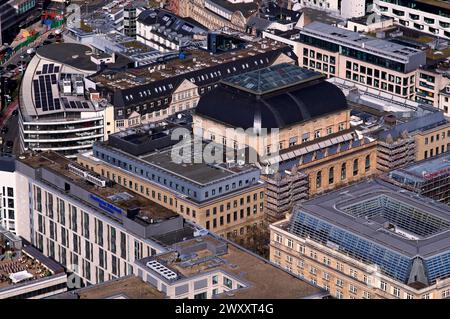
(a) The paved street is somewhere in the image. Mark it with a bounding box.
[0,104,20,155]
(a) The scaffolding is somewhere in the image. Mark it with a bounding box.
[262,165,309,223]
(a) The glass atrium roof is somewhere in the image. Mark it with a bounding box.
[223,63,323,94]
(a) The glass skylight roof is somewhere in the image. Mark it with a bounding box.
[223,63,322,94]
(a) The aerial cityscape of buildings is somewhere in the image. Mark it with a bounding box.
[0,0,449,303]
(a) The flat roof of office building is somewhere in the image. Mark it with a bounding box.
[302,21,424,59]
[389,152,450,184]
[139,141,257,185]
[18,151,177,222]
[287,179,450,258]
[138,234,323,299]
[50,276,166,299]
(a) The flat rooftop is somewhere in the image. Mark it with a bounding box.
[0,233,64,290]
[139,141,256,185]
[59,276,166,299]
[18,151,177,222]
[142,235,322,298]
[300,7,344,25]
[302,21,424,60]
[90,39,289,90]
[223,62,323,95]
[36,43,98,72]
[389,153,450,184]
[289,179,450,258]
[206,0,258,17]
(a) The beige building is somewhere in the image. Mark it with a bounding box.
[194,63,379,221]
[416,67,450,115]
[263,21,427,100]
[270,179,450,299]
[78,150,265,239]
[178,0,257,32]
[415,121,450,161]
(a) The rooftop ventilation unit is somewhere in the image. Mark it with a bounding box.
[146,260,178,280]
[68,163,107,187]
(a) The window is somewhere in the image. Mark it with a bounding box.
[341,163,347,180]
[316,171,322,189]
[393,287,401,298]
[223,277,233,289]
[212,275,218,285]
[328,167,334,184]
[365,155,371,172]
[326,127,333,135]
[336,278,344,287]
[275,233,282,243]
[287,239,294,249]
[349,284,357,294]
[380,281,387,292]
[353,159,359,176]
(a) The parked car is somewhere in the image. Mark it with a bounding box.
[5,140,13,149]
[1,126,8,134]
[12,109,18,116]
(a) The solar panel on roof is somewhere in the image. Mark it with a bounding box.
[82,102,90,109]
[54,98,61,110]
[54,66,60,73]
[51,74,57,84]
[48,64,54,74]
[42,64,48,74]
[69,101,77,108]
[45,75,54,110]
[39,76,48,111]
[75,101,83,109]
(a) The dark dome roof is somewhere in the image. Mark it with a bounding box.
[195,80,348,130]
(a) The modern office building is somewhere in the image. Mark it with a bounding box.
[19,43,123,158]
[136,8,208,53]
[373,0,450,40]
[133,233,325,299]
[0,155,28,234]
[88,36,297,131]
[51,235,327,299]
[13,151,191,287]
[77,120,266,238]
[270,179,450,299]
[290,0,371,19]
[415,64,450,117]
[384,152,450,205]
[263,21,427,100]
[2,151,325,298]
[0,226,67,299]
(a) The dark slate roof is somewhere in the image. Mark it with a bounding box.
[195,65,348,130]
[206,0,258,18]
[96,46,297,112]
[260,2,301,22]
[378,111,448,141]
[137,8,207,36]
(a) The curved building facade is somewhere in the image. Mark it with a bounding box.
[19,43,106,158]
